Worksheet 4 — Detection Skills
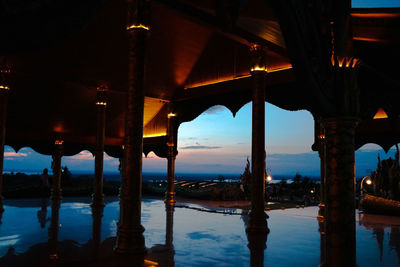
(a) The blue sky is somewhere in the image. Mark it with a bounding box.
[352,0,400,8]
[3,103,396,178]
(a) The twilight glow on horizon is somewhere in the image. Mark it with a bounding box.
[3,103,397,177]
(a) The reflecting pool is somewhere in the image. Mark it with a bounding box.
[0,197,399,266]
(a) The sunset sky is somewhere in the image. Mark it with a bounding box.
[3,102,396,177]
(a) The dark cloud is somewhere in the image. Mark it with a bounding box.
[204,106,226,114]
[180,145,222,150]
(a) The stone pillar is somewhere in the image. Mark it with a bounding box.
[51,141,63,200]
[0,64,10,210]
[165,111,177,206]
[48,198,61,261]
[322,117,358,267]
[247,44,269,234]
[115,0,149,254]
[91,204,104,261]
[92,84,107,206]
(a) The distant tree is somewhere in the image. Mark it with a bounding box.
[61,166,72,181]
[293,173,302,184]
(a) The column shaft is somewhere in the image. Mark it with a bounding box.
[51,143,63,200]
[115,1,148,252]
[248,70,268,231]
[165,114,176,205]
[0,88,9,209]
[93,103,106,205]
[322,117,358,267]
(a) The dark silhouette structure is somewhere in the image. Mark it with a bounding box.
[0,1,399,266]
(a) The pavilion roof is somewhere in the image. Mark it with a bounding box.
[0,1,399,156]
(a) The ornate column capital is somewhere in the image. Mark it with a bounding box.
[126,0,151,33]
[250,44,267,74]
[330,56,361,117]
[95,82,108,107]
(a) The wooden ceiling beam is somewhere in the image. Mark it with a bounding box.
[155,0,286,55]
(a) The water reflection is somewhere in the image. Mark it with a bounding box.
[37,198,49,229]
[48,199,60,261]
[389,227,400,264]
[0,199,399,266]
[145,204,175,266]
[90,203,104,262]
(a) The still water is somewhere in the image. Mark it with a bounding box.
[0,197,398,266]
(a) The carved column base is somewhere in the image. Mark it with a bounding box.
[114,224,146,254]
[165,192,176,206]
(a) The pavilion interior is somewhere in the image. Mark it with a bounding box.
[1,1,400,266]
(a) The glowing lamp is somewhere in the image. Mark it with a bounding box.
[49,253,58,260]
[126,24,150,31]
[55,140,64,145]
[266,175,272,182]
[0,85,9,90]
[373,108,388,119]
[96,102,107,106]
[250,66,268,72]
[360,176,372,195]
[167,113,176,118]
[331,56,360,69]
[318,134,325,140]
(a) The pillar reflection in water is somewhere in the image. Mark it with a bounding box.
[318,205,326,266]
[91,203,104,261]
[48,199,61,261]
[37,198,49,228]
[242,209,269,267]
[164,204,175,266]
[145,204,175,266]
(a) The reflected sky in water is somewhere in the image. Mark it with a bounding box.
[0,197,399,266]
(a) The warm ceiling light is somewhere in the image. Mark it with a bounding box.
[143,133,167,138]
[373,108,388,119]
[55,140,64,145]
[0,85,10,90]
[250,66,268,73]
[96,102,107,106]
